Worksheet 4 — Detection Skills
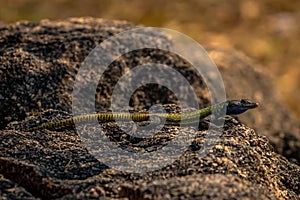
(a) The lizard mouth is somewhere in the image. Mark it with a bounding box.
[246,102,259,109]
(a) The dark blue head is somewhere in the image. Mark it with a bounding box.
[226,99,258,115]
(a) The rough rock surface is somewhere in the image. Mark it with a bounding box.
[0,18,299,199]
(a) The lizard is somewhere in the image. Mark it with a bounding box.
[25,99,258,132]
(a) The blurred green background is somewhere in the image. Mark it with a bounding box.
[0,0,299,119]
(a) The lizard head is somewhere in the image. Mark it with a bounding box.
[226,99,258,115]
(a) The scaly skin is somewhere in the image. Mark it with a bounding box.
[25,99,258,131]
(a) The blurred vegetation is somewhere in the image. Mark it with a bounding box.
[0,0,299,119]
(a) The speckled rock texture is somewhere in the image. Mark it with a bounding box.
[0,18,299,199]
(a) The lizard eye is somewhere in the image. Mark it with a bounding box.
[241,99,247,104]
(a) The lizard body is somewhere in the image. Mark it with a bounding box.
[25,99,258,131]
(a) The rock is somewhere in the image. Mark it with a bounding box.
[120,174,277,199]
[0,18,299,199]
[0,173,35,199]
